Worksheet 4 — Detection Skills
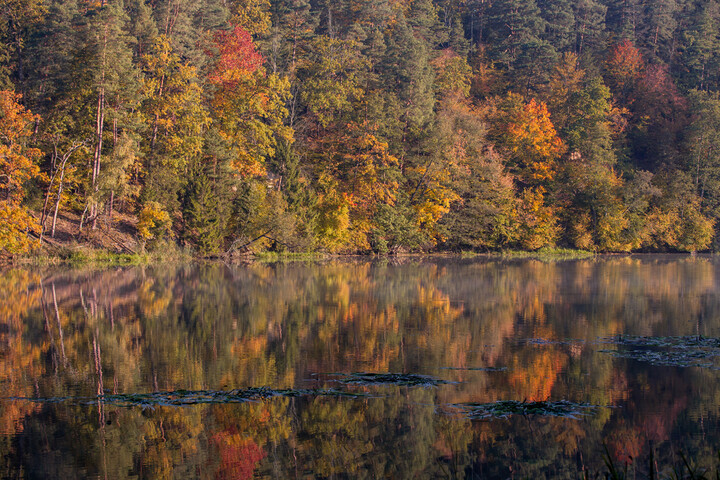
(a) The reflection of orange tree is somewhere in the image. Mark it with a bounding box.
[0,270,43,435]
[507,347,567,402]
[138,275,175,320]
[300,264,404,373]
[226,334,296,388]
[411,283,466,368]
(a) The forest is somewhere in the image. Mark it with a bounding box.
[2,0,720,256]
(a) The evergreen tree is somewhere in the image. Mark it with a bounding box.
[677,0,720,91]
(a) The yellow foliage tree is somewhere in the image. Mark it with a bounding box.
[513,187,559,250]
[142,35,210,169]
[137,201,171,247]
[311,124,400,252]
[208,24,292,177]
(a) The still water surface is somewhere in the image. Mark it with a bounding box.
[1,256,720,478]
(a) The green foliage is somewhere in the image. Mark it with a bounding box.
[8,0,720,256]
[182,158,231,256]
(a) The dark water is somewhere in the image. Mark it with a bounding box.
[1,256,720,479]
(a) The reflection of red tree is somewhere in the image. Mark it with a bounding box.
[642,396,686,443]
[213,430,266,480]
[608,422,642,465]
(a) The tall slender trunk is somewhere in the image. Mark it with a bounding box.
[92,24,108,230]
[51,166,66,238]
[92,88,105,230]
[107,117,118,229]
[48,142,84,238]
[40,145,59,241]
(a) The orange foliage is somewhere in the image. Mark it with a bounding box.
[0,91,40,200]
[490,94,565,185]
[0,91,42,254]
[508,349,566,401]
[506,99,564,181]
[607,40,643,92]
[342,131,399,211]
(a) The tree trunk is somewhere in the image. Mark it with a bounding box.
[92,24,108,230]
[92,87,105,230]
[51,167,66,238]
[107,189,114,230]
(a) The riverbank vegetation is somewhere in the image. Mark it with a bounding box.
[3,0,720,258]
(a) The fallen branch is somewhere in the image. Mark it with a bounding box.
[223,229,274,257]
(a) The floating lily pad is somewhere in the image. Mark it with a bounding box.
[336,373,451,387]
[455,399,602,420]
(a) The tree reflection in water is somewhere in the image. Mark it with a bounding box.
[0,256,719,478]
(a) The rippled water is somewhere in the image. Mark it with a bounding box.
[1,255,720,478]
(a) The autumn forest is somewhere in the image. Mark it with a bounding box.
[2,0,720,256]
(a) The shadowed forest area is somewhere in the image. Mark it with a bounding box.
[3,0,720,256]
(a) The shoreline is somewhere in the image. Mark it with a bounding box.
[6,245,710,268]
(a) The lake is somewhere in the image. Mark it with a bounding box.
[1,255,720,478]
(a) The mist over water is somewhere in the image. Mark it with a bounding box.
[1,256,719,478]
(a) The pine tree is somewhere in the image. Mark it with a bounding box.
[677,0,720,91]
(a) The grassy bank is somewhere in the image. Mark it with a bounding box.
[8,242,603,267]
[498,247,596,260]
[17,241,193,267]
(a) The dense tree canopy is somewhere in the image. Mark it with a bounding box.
[4,0,720,255]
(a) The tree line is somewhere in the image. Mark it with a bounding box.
[3,0,720,255]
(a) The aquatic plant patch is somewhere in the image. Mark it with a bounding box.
[441,366,508,372]
[521,338,585,346]
[334,372,453,387]
[454,399,603,420]
[597,335,720,368]
[4,387,368,408]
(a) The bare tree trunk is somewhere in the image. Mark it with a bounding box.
[92,88,105,230]
[51,166,66,238]
[107,117,117,229]
[40,144,60,241]
[92,24,108,230]
[47,142,84,238]
[107,189,114,230]
[79,202,89,233]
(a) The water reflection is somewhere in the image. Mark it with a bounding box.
[0,256,719,478]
